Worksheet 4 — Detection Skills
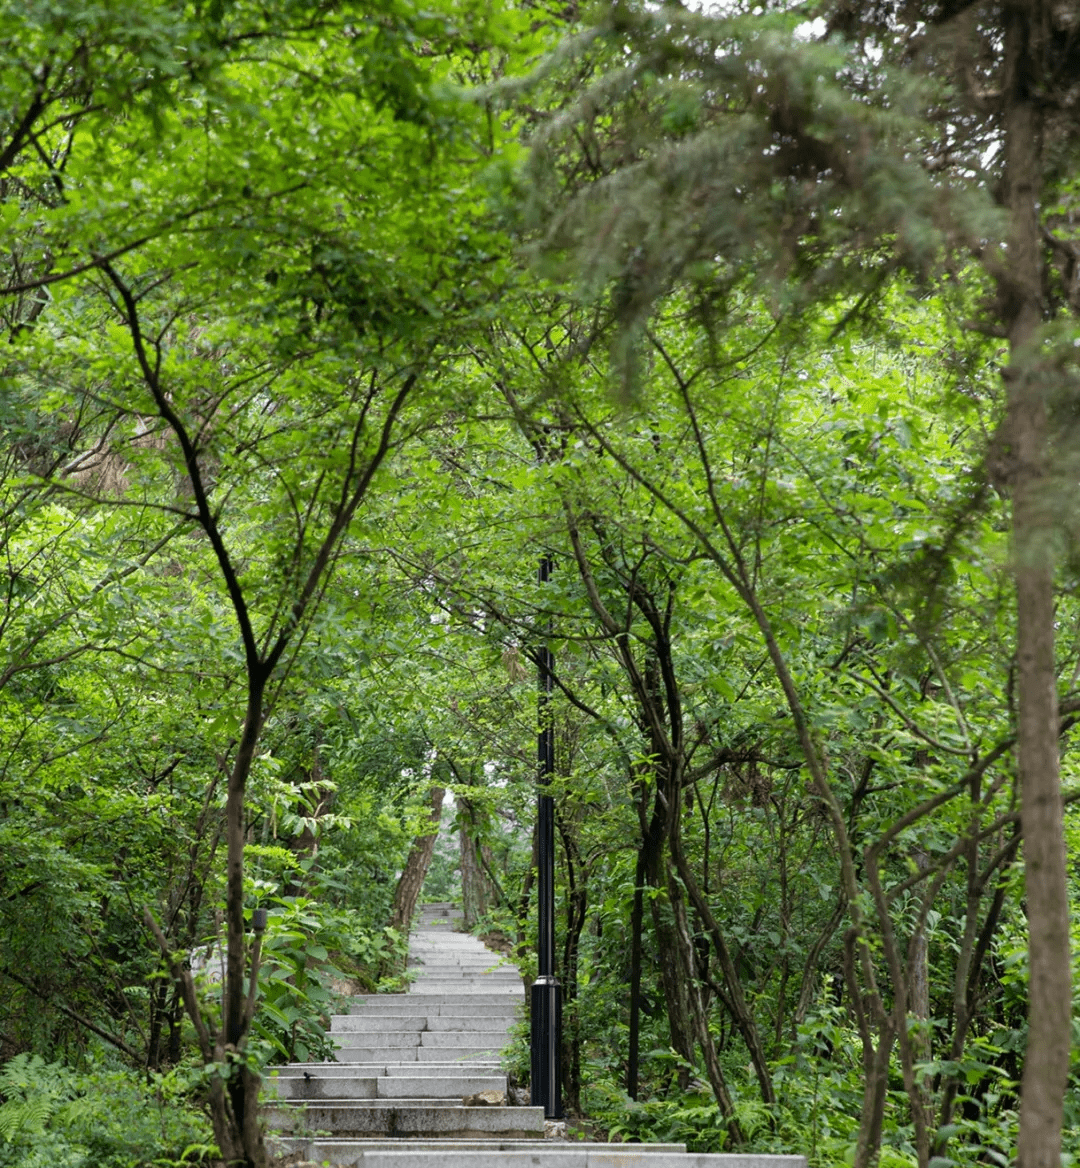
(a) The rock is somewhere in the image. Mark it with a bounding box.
[462,1090,506,1106]
[509,1086,531,1106]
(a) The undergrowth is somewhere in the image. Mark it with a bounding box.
[0,1053,214,1168]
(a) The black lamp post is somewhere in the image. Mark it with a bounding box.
[531,555,563,1119]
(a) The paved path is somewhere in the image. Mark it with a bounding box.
[268,902,806,1168]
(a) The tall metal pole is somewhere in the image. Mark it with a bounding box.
[531,555,563,1119]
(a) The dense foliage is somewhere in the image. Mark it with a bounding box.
[1,1,1078,1167]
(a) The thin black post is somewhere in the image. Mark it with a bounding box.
[531,555,563,1119]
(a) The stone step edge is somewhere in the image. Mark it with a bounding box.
[266,1066,505,1075]
[330,1034,513,1042]
[264,1078,507,1095]
[267,1151,806,1168]
[330,1039,512,1046]
[266,1094,510,1104]
[328,1018,517,1025]
[332,1057,506,1063]
[269,1097,530,1107]
[330,1022,515,1029]
[267,1064,502,1072]
[272,1139,688,1152]
[345,993,518,997]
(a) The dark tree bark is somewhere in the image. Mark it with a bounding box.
[650,895,696,1088]
[558,813,588,1114]
[390,785,446,934]
[459,797,496,929]
[636,782,697,1089]
[626,847,646,1100]
[669,811,776,1105]
[667,863,743,1143]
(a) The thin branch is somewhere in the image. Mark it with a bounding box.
[142,907,214,1062]
[849,671,972,756]
[102,262,262,675]
[0,967,141,1060]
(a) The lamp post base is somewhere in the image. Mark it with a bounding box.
[530,976,563,1119]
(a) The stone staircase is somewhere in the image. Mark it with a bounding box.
[267,902,807,1168]
[267,903,538,1148]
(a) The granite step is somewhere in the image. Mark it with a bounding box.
[267,1101,545,1137]
[271,1139,691,1163]
[265,1072,507,1101]
[328,1031,510,1050]
[407,982,521,991]
[329,1031,510,1046]
[343,996,521,1014]
[334,1048,507,1064]
[273,1063,502,1077]
[331,1015,515,1032]
[420,1030,513,1048]
[274,1140,689,1152]
[271,1146,804,1168]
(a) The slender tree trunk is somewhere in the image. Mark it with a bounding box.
[390,785,446,934]
[909,856,931,1056]
[460,824,487,928]
[908,851,933,1168]
[459,796,497,929]
[937,872,1011,1152]
[146,979,167,1070]
[516,821,539,993]
[854,1022,895,1168]
[639,789,696,1087]
[668,866,744,1144]
[559,819,587,1115]
[665,778,752,1137]
[649,895,696,1087]
[217,678,268,1168]
[627,848,645,1100]
[166,989,183,1065]
[999,8,1072,1166]
[669,817,776,1104]
[793,894,846,1031]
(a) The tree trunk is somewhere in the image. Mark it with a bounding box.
[516,821,539,992]
[908,851,932,1168]
[936,870,1011,1154]
[669,866,744,1144]
[1000,7,1072,1166]
[216,678,268,1168]
[146,979,167,1070]
[793,894,846,1030]
[559,818,588,1115]
[909,855,930,1055]
[854,1021,895,1168]
[390,785,446,934]
[460,825,487,928]
[669,810,776,1105]
[459,795,498,929]
[638,787,696,1087]
[649,894,696,1087]
[627,848,645,1100]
